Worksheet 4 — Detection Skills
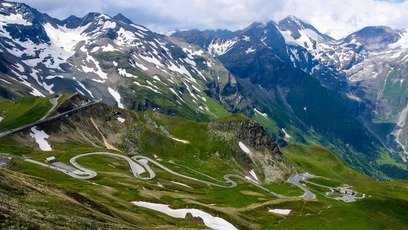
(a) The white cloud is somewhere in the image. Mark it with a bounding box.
[18,0,105,17]
[17,0,408,39]
[273,0,408,38]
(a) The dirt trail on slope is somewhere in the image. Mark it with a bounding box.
[90,118,118,151]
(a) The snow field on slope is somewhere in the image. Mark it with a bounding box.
[30,127,52,151]
[132,201,237,230]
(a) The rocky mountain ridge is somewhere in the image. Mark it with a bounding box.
[173,16,408,178]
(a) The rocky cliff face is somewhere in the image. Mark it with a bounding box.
[211,119,293,182]
[53,94,93,114]
[13,98,128,150]
[211,119,280,152]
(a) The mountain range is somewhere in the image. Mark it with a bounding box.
[0,2,408,181]
[1,1,408,229]
[1,1,407,180]
[174,16,408,179]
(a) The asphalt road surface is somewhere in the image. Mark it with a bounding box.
[287,173,317,200]
[25,152,286,198]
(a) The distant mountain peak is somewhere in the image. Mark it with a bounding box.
[279,16,316,32]
[344,25,401,48]
[60,15,81,28]
[113,13,133,24]
[64,15,81,21]
[280,15,304,27]
[351,25,398,38]
[246,22,266,29]
[82,12,111,21]
[278,15,334,42]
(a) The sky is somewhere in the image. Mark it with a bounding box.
[16,0,408,39]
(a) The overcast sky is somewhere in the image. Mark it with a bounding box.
[17,0,408,39]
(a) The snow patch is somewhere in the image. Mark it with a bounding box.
[45,75,64,80]
[13,63,24,73]
[1,2,13,7]
[0,78,11,85]
[101,44,116,52]
[18,78,44,97]
[269,209,291,215]
[76,81,94,98]
[152,75,164,84]
[249,169,259,181]
[245,176,258,184]
[30,127,52,151]
[39,23,91,69]
[208,39,237,56]
[170,137,189,144]
[91,46,100,52]
[135,62,148,71]
[280,28,323,52]
[389,31,408,50]
[3,22,84,70]
[243,35,251,41]
[183,57,196,66]
[238,141,250,154]
[245,46,256,54]
[108,87,124,109]
[157,182,164,188]
[280,30,298,46]
[170,181,192,188]
[281,128,291,140]
[132,201,237,230]
[167,62,195,82]
[81,51,108,80]
[43,23,88,52]
[139,54,163,67]
[391,104,408,162]
[182,47,204,61]
[115,27,138,46]
[0,13,32,26]
[133,81,161,94]
[131,24,149,32]
[101,21,116,30]
[118,68,138,78]
[254,108,268,118]
[346,93,362,102]
[117,117,125,123]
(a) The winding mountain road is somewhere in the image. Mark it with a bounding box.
[24,152,363,203]
[287,173,317,200]
[2,97,327,201]
[25,152,287,198]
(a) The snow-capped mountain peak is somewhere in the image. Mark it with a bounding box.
[343,26,401,50]
[112,13,133,24]
[0,1,232,117]
[279,15,309,32]
[277,16,334,50]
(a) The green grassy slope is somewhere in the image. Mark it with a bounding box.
[0,168,137,229]
[279,144,408,229]
[0,96,52,132]
[0,95,407,229]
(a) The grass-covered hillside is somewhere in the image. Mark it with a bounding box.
[0,94,407,229]
[0,95,53,132]
[0,168,136,229]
